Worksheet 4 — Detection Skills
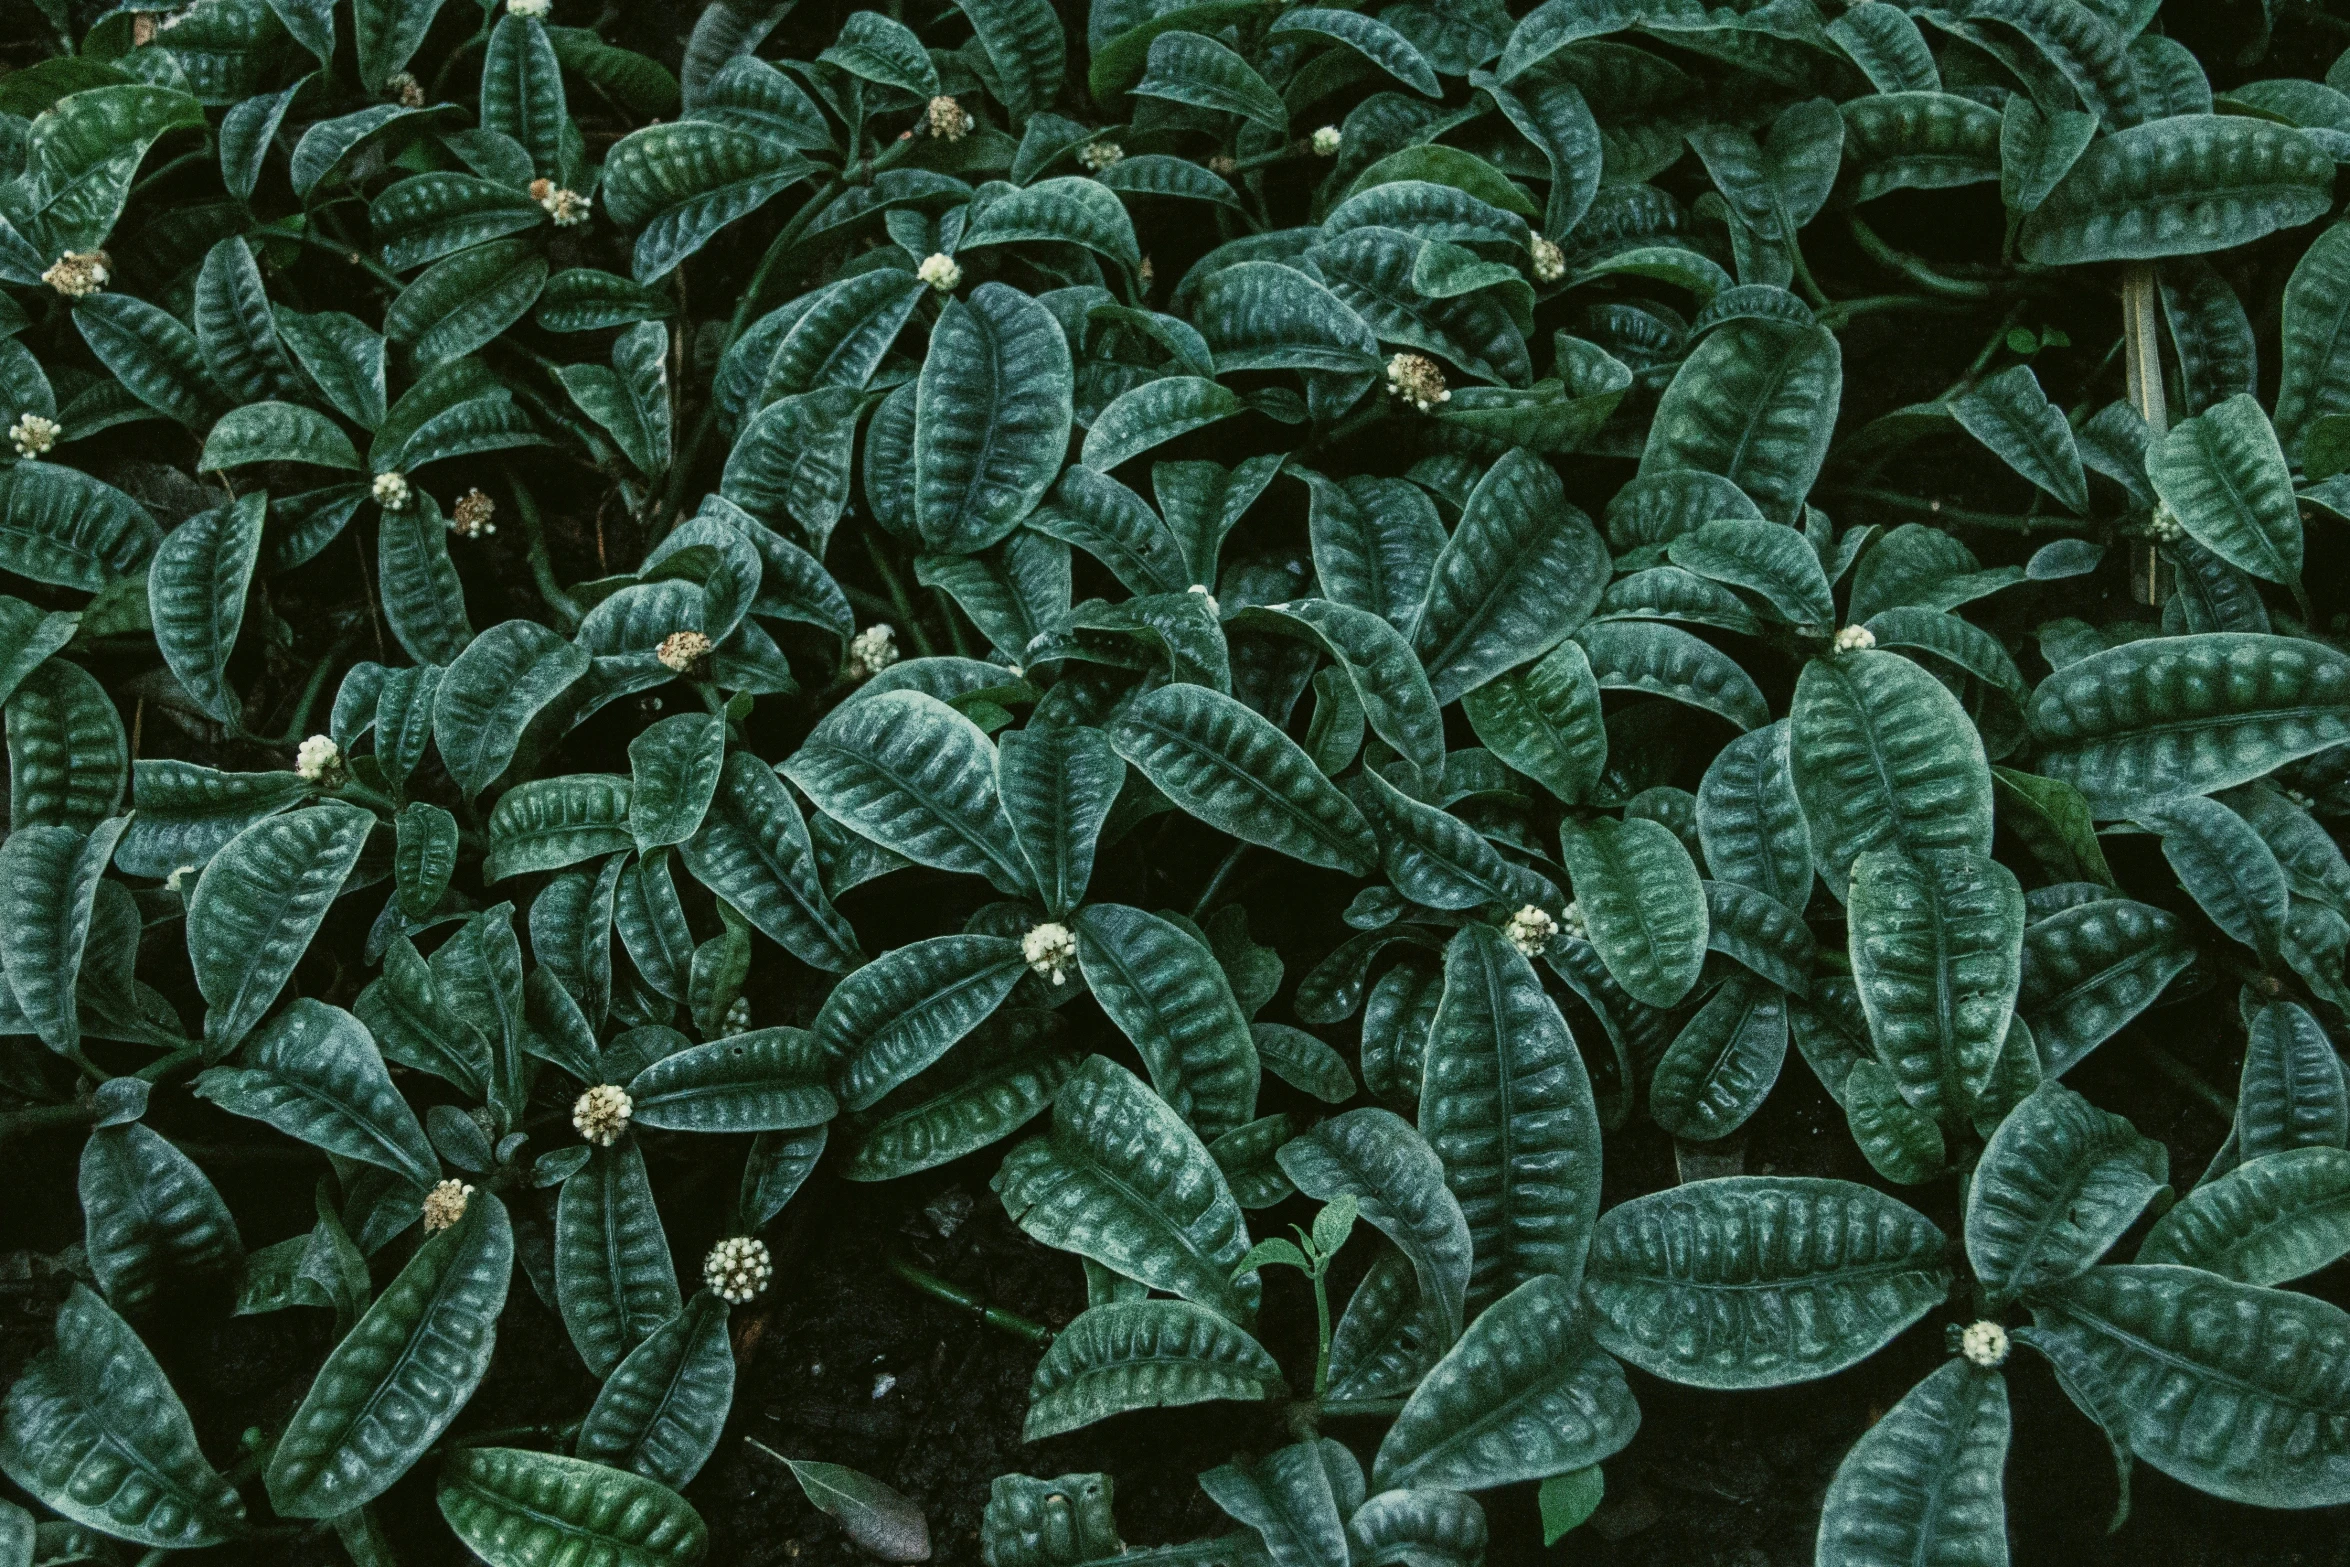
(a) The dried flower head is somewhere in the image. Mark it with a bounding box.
[1078,139,1124,172]
[423,1179,474,1233]
[1384,352,1450,413]
[530,178,591,226]
[450,488,497,538]
[1208,154,1238,175]
[657,630,713,674]
[926,95,972,141]
[573,1084,633,1146]
[1310,125,1342,157]
[847,623,899,679]
[1023,922,1078,986]
[372,470,412,511]
[10,413,59,460]
[42,251,108,298]
[1505,904,1559,958]
[704,1235,773,1304]
[1138,256,1155,291]
[917,252,962,292]
[386,71,425,107]
[1832,624,1876,654]
[1958,1320,2009,1368]
[295,735,341,783]
[1531,234,1566,283]
[1560,900,1588,941]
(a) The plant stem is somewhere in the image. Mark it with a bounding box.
[1310,1266,1334,1399]
[432,1419,582,1457]
[507,474,583,630]
[2121,264,2170,607]
[285,224,405,291]
[2146,1045,2236,1124]
[1189,842,1250,918]
[862,532,937,657]
[1813,294,1975,330]
[1847,214,1999,300]
[1823,485,2069,535]
[888,1255,1054,1345]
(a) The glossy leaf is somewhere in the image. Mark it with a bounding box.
[1968,1083,2168,1300]
[1791,650,1993,892]
[1557,816,1706,1009]
[556,1144,681,1377]
[1815,1360,2010,1567]
[1022,1299,1282,1440]
[438,1446,707,1567]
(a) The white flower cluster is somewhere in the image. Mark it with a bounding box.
[372,470,411,511]
[386,71,425,107]
[1023,922,1078,985]
[722,995,751,1034]
[1384,352,1449,413]
[1504,904,1558,958]
[2147,505,2185,543]
[507,0,550,16]
[1560,900,1588,941]
[423,1179,474,1233]
[295,735,341,783]
[926,96,972,141]
[657,630,713,673]
[573,1084,633,1146]
[42,251,108,298]
[10,413,58,459]
[1310,125,1342,156]
[847,623,899,679]
[449,488,497,539]
[917,252,962,292]
[1077,139,1124,172]
[531,179,591,226]
[1958,1319,2009,1368]
[1531,234,1566,283]
[1831,624,1876,654]
[704,1235,773,1303]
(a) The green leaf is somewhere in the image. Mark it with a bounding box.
[1310,227,1530,389]
[371,172,545,272]
[1107,683,1377,875]
[385,238,549,368]
[1460,639,1605,806]
[394,800,458,918]
[377,492,474,666]
[2277,220,2350,458]
[0,1285,244,1548]
[1409,449,1607,705]
[1967,1083,2168,1300]
[2025,1265,2350,1507]
[914,283,1072,553]
[195,999,438,1190]
[1583,1176,1951,1389]
[354,0,447,92]
[357,937,492,1097]
[1193,262,1381,376]
[602,120,816,282]
[577,1290,735,1488]
[1665,519,1835,626]
[953,0,1066,120]
[1352,766,1552,912]
[784,690,1035,896]
[7,659,126,833]
[1842,1057,1949,1186]
[1575,620,1768,732]
[1273,8,1439,95]
[1277,1109,1471,1343]
[1815,1360,2010,1567]
[1373,1273,1636,1492]
[81,1121,242,1311]
[777,1456,930,1564]
[628,712,726,854]
[2237,999,2348,1159]
[265,1195,511,1516]
[627,1027,836,1132]
[997,723,1122,918]
[1696,720,1811,908]
[1074,904,1260,1139]
[1022,1299,1282,1440]
[822,11,938,95]
[2140,1146,2350,1285]
[438,1446,706,1567]
[819,935,1027,1111]
[2018,898,2194,1074]
[189,801,372,1058]
[1641,318,1840,524]
[484,774,633,881]
[1293,468,1445,633]
[1344,147,1538,220]
[434,619,589,799]
[992,1055,1261,1321]
[1136,31,1287,130]
[1557,816,1706,1008]
[1200,1438,1349,1567]
[1648,974,1788,1142]
[193,237,302,403]
[963,177,1142,270]
[0,815,126,1053]
[1847,847,2024,1125]
[2019,116,2333,264]
[481,15,564,176]
[2146,393,2302,591]
[1790,649,1994,892]
[148,493,263,726]
[74,293,225,428]
[0,461,159,591]
[1951,363,2088,514]
[201,402,363,472]
[556,1143,680,1378]
[981,1471,1126,1566]
[1081,376,1251,472]
[1418,925,1603,1307]
[680,753,862,972]
[843,1010,1078,1181]
[2139,794,2286,960]
[20,85,204,249]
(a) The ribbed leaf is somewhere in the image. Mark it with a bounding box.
[1697,720,1811,908]
[1410,449,1606,705]
[556,1143,681,1377]
[1460,638,1605,806]
[1815,1359,2010,1567]
[997,723,1122,918]
[2140,1147,2350,1285]
[1557,816,1706,1009]
[1074,904,1259,1139]
[438,1446,706,1567]
[1200,1439,1351,1567]
[1847,847,2024,1125]
[2018,898,2194,1074]
[434,619,589,798]
[1791,650,1993,892]
[1022,1299,1282,1440]
[80,1121,241,1312]
[602,120,815,281]
[195,999,437,1190]
[2019,116,2332,264]
[188,802,372,1057]
[627,1027,835,1132]
[1649,975,1787,1142]
[914,282,1072,553]
[1967,1083,2168,1300]
[576,1291,735,1488]
[679,753,861,973]
[819,935,1026,1111]
[1277,1109,1471,1344]
[2237,999,2348,1160]
[0,815,125,1053]
[1641,319,1840,523]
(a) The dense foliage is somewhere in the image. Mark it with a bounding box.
[3,0,2350,1561]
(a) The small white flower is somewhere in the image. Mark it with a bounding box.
[1023,922,1078,986]
[9,413,59,459]
[1504,904,1559,958]
[372,470,411,511]
[847,623,899,680]
[422,1179,475,1233]
[1384,352,1449,413]
[1310,125,1342,157]
[1208,153,1238,175]
[1958,1319,2009,1368]
[449,488,497,538]
[2147,505,2185,544]
[926,95,972,141]
[1188,583,1219,617]
[917,252,962,292]
[386,71,424,107]
[871,1371,898,1399]
[1560,900,1588,941]
[1831,624,1876,654]
[1077,139,1124,172]
[530,178,590,226]
[573,1084,633,1146]
[165,864,197,893]
[295,734,341,783]
[41,250,107,298]
[657,629,713,674]
[506,0,550,16]
[722,995,751,1035]
[1531,234,1566,283]
[704,1235,772,1304]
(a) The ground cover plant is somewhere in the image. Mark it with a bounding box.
[3,0,2350,1561]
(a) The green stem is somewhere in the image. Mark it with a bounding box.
[267,623,364,745]
[132,145,213,202]
[285,224,405,291]
[507,474,583,631]
[434,1419,582,1457]
[1318,1397,1406,1418]
[1311,1266,1334,1399]
[1847,214,2000,300]
[1823,485,2070,535]
[0,1044,204,1146]
[2146,1045,2237,1124]
[863,532,936,658]
[1814,294,1976,330]
[888,1256,1054,1345]
[1189,842,1250,919]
